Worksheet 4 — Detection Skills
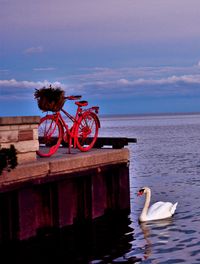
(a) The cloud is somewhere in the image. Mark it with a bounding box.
[118,79,130,85]
[2,70,200,102]
[69,73,200,98]
[33,67,56,71]
[67,65,200,83]
[0,79,67,100]
[23,46,43,54]
[0,79,61,88]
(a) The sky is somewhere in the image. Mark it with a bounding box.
[1,0,200,116]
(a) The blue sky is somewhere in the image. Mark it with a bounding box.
[1,0,200,116]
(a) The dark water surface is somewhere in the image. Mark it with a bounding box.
[3,113,200,263]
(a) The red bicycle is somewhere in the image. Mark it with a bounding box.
[37,95,100,157]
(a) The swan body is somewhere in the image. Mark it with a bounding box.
[137,187,178,222]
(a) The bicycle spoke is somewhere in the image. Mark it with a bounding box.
[37,116,62,157]
[76,113,99,152]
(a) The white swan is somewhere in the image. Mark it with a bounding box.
[137,187,178,222]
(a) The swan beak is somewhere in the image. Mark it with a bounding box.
[137,188,145,196]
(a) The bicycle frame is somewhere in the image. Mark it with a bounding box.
[60,106,80,153]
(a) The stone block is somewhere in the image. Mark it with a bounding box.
[10,125,20,130]
[33,128,39,140]
[18,129,33,141]
[19,125,31,130]
[0,116,40,125]
[1,140,39,153]
[0,125,11,131]
[0,130,18,143]
[30,124,39,129]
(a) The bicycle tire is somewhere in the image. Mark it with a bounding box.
[37,115,63,157]
[76,112,99,152]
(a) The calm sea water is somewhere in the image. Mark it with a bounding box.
[4,113,200,263]
[99,113,200,264]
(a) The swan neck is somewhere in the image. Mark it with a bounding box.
[140,188,151,222]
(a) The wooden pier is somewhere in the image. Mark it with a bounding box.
[0,116,136,243]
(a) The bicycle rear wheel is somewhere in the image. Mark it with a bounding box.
[76,112,99,152]
[37,115,63,157]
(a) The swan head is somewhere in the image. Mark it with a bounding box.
[137,187,151,196]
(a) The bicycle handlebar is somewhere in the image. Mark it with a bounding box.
[65,95,82,100]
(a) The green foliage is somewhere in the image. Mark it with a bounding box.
[0,145,18,175]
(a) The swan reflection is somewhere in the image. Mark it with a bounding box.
[139,217,173,260]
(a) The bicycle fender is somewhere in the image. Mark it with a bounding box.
[88,112,101,128]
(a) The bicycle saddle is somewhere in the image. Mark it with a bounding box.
[75,100,88,107]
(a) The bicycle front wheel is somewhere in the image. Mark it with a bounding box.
[76,112,99,152]
[37,115,63,157]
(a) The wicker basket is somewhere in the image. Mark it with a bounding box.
[34,86,65,112]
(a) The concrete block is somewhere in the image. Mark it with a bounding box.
[0,161,49,186]
[49,149,129,175]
